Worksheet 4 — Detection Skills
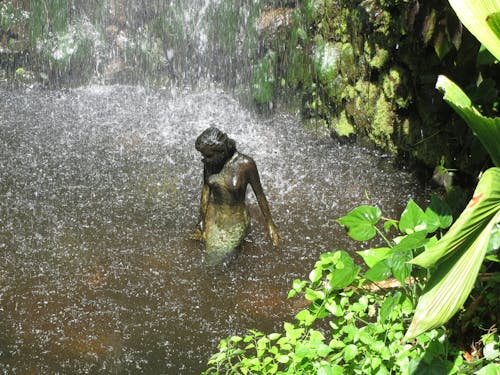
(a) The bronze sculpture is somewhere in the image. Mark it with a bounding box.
[194,127,279,262]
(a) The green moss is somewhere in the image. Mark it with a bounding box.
[313,40,340,85]
[368,43,389,70]
[334,110,355,137]
[339,42,357,80]
[381,66,411,108]
[251,50,277,103]
[342,79,398,152]
[371,94,396,151]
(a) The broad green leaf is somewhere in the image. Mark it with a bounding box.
[305,288,325,301]
[392,231,429,252]
[436,76,500,167]
[296,309,315,326]
[391,251,412,285]
[475,363,500,375]
[399,199,427,234]
[309,268,322,283]
[404,209,500,341]
[448,0,500,61]
[487,11,500,44]
[343,344,358,361]
[412,168,500,268]
[337,206,381,241]
[357,247,392,268]
[487,222,500,252]
[328,251,360,289]
[428,194,453,229]
[424,208,441,233]
[365,259,392,282]
[380,291,402,323]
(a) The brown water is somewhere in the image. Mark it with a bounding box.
[0,85,430,374]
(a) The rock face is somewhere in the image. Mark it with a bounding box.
[255,0,497,178]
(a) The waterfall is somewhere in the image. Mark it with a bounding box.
[0,0,264,88]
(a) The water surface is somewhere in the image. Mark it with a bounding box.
[0,85,429,373]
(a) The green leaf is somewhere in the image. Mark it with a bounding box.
[399,199,427,234]
[475,363,500,375]
[393,231,429,252]
[305,288,325,301]
[343,344,358,361]
[487,222,500,252]
[436,76,500,167]
[380,292,402,322]
[365,259,392,282]
[384,219,399,232]
[405,169,500,340]
[404,209,500,340]
[357,247,392,268]
[328,251,360,289]
[423,208,441,233]
[319,364,343,375]
[428,194,453,229]
[448,0,500,61]
[337,205,382,241]
[309,268,322,283]
[412,168,500,268]
[296,309,316,326]
[391,251,412,285]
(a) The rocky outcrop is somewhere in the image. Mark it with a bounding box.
[256,0,496,180]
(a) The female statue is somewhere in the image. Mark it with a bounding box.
[194,127,279,262]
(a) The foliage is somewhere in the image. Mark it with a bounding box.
[204,198,495,374]
[436,76,500,167]
[251,51,277,104]
[405,168,500,340]
[447,0,500,62]
[404,0,500,341]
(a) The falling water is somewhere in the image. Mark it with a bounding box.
[0,85,430,374]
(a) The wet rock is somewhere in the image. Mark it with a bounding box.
[256,7,294,49]
[256,7,294,35]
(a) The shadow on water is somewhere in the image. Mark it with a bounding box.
[0,85,431,373]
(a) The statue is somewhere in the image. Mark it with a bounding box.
[194,127,279,262]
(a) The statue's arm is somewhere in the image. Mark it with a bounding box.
[247,161,279,246]
[199,184,210,233]
[193,167,210,241]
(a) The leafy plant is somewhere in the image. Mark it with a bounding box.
[204,199,473,374]
[403,0,500,341]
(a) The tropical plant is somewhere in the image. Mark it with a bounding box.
[403,0,500,341]
[204,199,473,374]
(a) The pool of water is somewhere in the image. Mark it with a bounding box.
[0,85,430,374]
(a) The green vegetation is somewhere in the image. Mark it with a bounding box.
[204,199,499,374]
[205,1,500,372]
[253,0,499,183]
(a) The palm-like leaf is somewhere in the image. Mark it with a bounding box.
[404,168,500,341]
[436,75,500,167]
[449,0,500,61]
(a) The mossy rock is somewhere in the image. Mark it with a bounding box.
[370,94,396,152]
[339,42,357,81]
[332,110,356,137]
[381,66,411,109]
[313,39,341,85]
[343,79,398,152]
[365,41,389,70]
[344,79,380,132]
[251,50,277,104]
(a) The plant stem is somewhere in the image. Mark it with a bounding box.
[375,226,392,248]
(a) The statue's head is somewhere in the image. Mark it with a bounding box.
[195,127,236,169]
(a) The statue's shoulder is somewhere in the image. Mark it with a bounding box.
[236,151,257,170]
[235,152,256,167]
